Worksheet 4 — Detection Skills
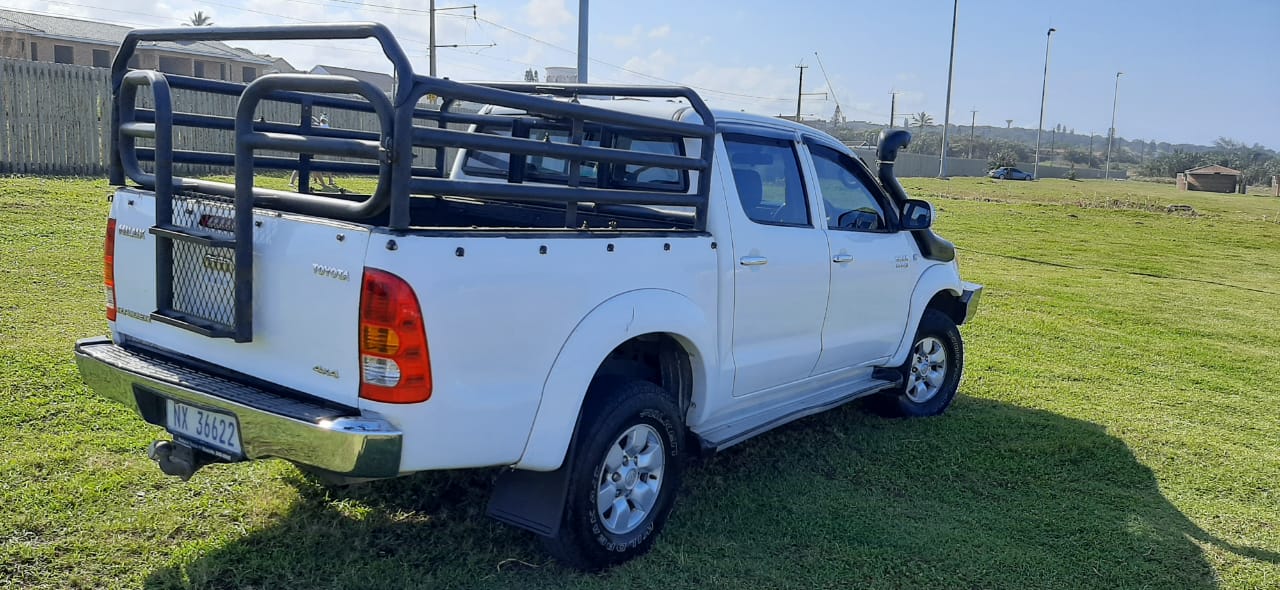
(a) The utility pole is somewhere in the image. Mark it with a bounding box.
[789,65,824,122]
[968,108,978,158]
[1089,131,1094,164]
[889,90,900,128]
[1106,71,1123,180]
[1050,127,1056,161]
[577,0,589,83]
[428,3,484,78]
[939,0,958,177]
[794,64,807,121]
[429,0,436,77]
[1033,27,1056,180]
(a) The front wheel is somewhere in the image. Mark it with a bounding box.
[873,309,964,417]
[542,380,685,571]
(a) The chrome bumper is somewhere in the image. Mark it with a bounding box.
[960,282,983,324]
[74,337,402,478]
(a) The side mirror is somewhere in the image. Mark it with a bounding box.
[900,199,933,230]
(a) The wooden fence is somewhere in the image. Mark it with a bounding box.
[0,59,112,175]
[0,58,443,177]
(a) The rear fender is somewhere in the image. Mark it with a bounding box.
[515,289,715,471]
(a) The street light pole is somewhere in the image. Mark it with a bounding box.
[577,0,589,83]
[889,90,899,128]
[795,64,807,121]
[969,108,978,158]
[1033,27,1055,180]
[939,0,958,177]
[1105,71,1124,180]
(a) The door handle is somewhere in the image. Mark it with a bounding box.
[739,256,768,266]
[832,253,854,264]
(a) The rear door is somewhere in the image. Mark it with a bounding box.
[802,140,916,372]
[723,131,830,397]
[110,189,371,407]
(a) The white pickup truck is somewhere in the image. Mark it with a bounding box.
[75,24,981,570]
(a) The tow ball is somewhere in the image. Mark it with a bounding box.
[146,440,216,481]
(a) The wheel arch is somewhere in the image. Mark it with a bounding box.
[888,263,964,366]
[515,289,715,471]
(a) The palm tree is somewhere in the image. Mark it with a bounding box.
[910,112,933,129]
[185,11,213,26]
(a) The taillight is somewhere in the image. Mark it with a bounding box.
[358,268,431,404]
[104,218,117,321]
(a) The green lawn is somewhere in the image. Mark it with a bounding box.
[2,176,1278,589]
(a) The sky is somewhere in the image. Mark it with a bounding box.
[10,0,1279,148]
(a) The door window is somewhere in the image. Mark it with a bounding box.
[724,135,810,227]
[808,143,890,232]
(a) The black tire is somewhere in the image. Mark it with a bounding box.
[873,308,964,417]
[542,380,685,571]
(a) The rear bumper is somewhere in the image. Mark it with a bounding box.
[960,282,983,324]
[74,337,402,478]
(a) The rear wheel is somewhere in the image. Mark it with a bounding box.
[874,309,963,417]
[542,380,685,571]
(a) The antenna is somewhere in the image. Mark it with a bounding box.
[813,52,844,123]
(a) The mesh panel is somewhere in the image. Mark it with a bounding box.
[167,193,238,329]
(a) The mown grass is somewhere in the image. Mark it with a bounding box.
[1,176,1277,589]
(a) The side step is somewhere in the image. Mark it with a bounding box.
[696,375,902,453]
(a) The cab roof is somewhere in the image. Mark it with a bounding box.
[479,95,843,146]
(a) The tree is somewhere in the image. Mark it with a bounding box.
[910,112,933,129]
[523,68,539,82]
[185,11,213,26]
[988,149,1018,171]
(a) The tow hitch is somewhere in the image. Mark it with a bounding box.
[147,440,219,481]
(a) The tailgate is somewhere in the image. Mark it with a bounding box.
[110,187,369,407]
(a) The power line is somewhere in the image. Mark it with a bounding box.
[31,1,397,56]
[812,52,843,119]
[36,0,792,104]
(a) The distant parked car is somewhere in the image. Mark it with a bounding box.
[988,167,1034,180]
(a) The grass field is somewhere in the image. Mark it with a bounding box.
[2,176,1278,589]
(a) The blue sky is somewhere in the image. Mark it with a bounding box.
[15,0,1279,148]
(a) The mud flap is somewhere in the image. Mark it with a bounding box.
[486,464,572,537]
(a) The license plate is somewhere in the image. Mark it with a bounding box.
[165,400,243,457]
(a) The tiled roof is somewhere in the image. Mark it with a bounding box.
[1186,164,1241,175]
[310,64,396,94]
[0,9,273,65]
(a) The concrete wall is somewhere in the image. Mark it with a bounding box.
[849,147,1126,179]
[1186,173,1237,193]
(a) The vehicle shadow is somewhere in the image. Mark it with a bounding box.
[143,397,1275,589]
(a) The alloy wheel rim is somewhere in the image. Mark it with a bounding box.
[905,336,947,403]
[596,424,665,535]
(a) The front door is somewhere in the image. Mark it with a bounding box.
[723,132,831,397]
[804,140,916,373]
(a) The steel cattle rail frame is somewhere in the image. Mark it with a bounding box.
[106,22,716,342]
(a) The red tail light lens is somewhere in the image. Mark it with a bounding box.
[358,268,431,404]
[105,218,117,321]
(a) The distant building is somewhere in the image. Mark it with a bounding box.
[545,66,577,83]
[1177,164,1241,194]
[0,8,273,82]
[310,64,396,95]
[260,54,298,75]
